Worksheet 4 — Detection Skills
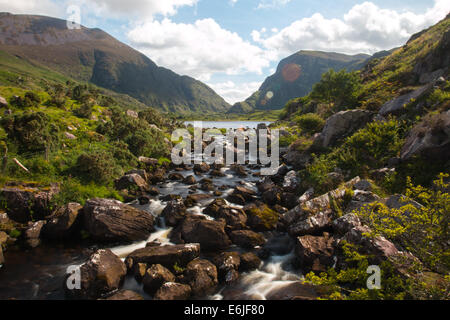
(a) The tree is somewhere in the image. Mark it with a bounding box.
[311,69,361,110]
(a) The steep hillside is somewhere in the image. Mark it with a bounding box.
[0,13,230,113]
[230,51,370,112]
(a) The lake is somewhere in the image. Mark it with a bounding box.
[184,120,273,129]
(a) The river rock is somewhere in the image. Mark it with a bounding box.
[126,243,200,271]
[193,162,210,173]
[183,259,218,297]
[153,282,191,300]
[168,172,184,181]
[65,249,126,300]
[172,216,231,251]
[42,202,82,239]
[142,264,176,294]
[24,220,46,248]
[182,175,197,185]
[213,252,241,284]
[161,199,186,227]
[104,290,143,300]
[0,183,60,223]
[239,252,261,272]
[229,230,266,248]
[244,202,279,231]
[83,198,155,243]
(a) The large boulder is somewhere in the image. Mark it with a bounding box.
[172,216,231,251]
[83,198,155,243]
[42,202,82,240]
[153,282,191,300]
[126,243,200,271]
[183,259,218,297]
[204,200,247,230]
[282,142,312,170]
[295,233,336,273]
[142,264,176,294]
[0,183,60,223]
[244,202,279,231]
[282,177,360,236]
[319,110,374,148]
[229,230,266,248]
[239,252,261,272]
[65,249,126,300]
[379,84,432,117]
[400,110,450,161]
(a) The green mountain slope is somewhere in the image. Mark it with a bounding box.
[0,12,230,114]
[230,51,370,112]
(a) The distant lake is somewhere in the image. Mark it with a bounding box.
[184,121,272,129]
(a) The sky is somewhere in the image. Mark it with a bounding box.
[0,0,449,104]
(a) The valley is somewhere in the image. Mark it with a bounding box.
[0,10,449,302]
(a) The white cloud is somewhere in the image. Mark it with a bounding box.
[257,0,291,10]
[0,0,62,17]
[254,0,450,58]
[229,0,238,6]
[208,81,261,104]
[127,18,271,81]
[87,0,198,18]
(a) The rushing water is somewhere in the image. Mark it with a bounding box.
[0,121,302,300]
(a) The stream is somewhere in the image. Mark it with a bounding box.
[0,121,304,300]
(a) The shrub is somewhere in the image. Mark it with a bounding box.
[74,150,119,184]
[295,113,325,134]
[356,173,450,272]
[53,178,123,205]
[74,103,93,119]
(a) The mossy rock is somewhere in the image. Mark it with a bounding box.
[246,203,279,231]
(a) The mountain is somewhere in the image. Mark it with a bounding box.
[230,51,371,112]
[0,13,230,113]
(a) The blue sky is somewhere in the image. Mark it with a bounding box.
[1,0,448,104]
